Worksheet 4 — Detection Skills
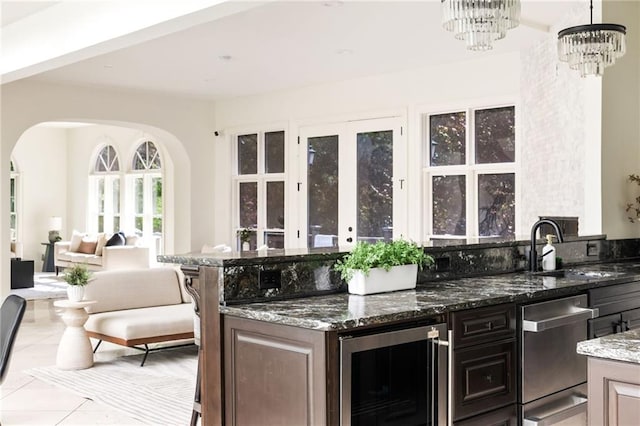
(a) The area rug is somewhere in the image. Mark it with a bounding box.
[10,273,67,300]
[25,346,198,425]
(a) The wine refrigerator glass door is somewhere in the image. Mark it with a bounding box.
[340,323,448,426]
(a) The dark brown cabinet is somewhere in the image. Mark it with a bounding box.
[224,316,327,425]
[588,281,640,338]
[454,404,517,426]
[451,303,516,423]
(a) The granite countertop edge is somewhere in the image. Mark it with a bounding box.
[577,329,640,364]
[220,262,640,332]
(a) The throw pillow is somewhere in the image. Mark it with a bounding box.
[95,233,107,256]
[125,235,139,246]
[105,232,125,247]
[78,237,98,254]
[69,230,85,252]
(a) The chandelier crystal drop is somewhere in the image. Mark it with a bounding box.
[442,0,521,51]
[557,1,626,77]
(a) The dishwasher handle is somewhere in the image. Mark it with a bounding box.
[523,307,599,332]
[523,396,587,426]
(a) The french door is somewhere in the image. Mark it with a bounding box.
[299,117,406,248]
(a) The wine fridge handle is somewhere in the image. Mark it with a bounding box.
[447,330,453,426]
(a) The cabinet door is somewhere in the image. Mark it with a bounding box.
[621,307,640,331]
[453,339,516,421]
[588,357,640,426]
[587,313,622,338]
[224,316,326,426]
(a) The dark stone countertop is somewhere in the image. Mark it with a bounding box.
[577,329,640,364]
[220,261,640,332]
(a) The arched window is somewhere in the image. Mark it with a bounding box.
[90,145,121,233]
[10,160,19,240]
[129,141,163,252]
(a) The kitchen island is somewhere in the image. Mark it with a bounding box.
[577,329,640,426]
[159,237,640,425]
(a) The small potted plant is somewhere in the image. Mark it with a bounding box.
[334,239,434,295]
[64,263,93,301]
[238,228,252,251]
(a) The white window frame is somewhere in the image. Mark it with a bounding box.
[422,103,518,241]
[126,141,164,254]
[9,160,20,241]
[88,145,121,235]
[231,128,286,249]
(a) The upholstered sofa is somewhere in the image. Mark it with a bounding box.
[54,231,150,273]
[83,267,195,365]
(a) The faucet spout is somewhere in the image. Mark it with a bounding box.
[530,219,564,272]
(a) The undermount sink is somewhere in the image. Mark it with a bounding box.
[529,270,622,280]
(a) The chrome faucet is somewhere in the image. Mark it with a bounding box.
[529,219,564,272]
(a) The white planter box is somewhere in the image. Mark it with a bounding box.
[347,264,418,295]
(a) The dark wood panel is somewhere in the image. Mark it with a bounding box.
[451,303,515,348]
[621,307,640,331]
[453,339,516,421]
[454,404,517,426]
[225,316,326,425]
[588,313,622,338]
[589,281,640,316]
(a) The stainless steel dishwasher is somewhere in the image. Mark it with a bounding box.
[520,294,599,425]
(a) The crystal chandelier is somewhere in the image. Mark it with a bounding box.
[442,0,521,51]
[557,0,626,77]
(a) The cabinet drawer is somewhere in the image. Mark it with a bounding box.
[589,281,640,315]
[453,404,516,426]
[451,304,515,347]
[453,339,516,421]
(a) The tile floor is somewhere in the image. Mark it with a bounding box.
[1,298,146,425]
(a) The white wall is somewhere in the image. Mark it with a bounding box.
[11,126,68,264]
[602,0,640,239]
[1,80,214,297]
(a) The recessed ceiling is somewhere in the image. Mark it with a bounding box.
[12,1,580,100]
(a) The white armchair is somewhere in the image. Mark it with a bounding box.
[10,241,23,259]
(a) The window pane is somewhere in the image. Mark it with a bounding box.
[10,178,15,211]
[152,177,162,215]
[265,131,285,174]
[135,177,143,214]
[135,217,143,235]
[430,112,466,166]
[308,136,339,248]
[239,182,258,228]
[265,231,284,249]
[357,130,393,242]
[266,181,284,229]
[478,173,515,237]
[475,106,515,164]
[98,215,104,233]
[112,178,120,214]
[238,134,257,175]
[98,178,105,213]
[114,216,120,231]
[432,175,466,235]
[153,217,163,234]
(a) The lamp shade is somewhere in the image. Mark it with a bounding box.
[48,216,62,231]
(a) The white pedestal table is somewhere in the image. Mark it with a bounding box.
[53,299,96,370]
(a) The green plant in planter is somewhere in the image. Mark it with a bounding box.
[334,240,434,282]
[64,264,93,286]
[237,228,252,244]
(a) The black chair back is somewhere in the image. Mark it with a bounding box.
[1,295,27,384]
